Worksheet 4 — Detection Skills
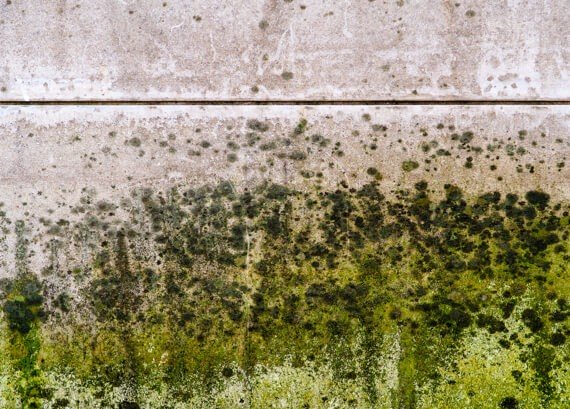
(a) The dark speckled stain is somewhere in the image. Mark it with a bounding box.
[0,134,569,407]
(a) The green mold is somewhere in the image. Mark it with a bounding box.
[402,160,420,172]
[0,126,568,407]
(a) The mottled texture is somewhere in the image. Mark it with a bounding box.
[0,106,568,407]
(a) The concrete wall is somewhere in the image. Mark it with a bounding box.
[0,1,569,408]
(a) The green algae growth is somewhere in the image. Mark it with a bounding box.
[0,179,567,408]
[0,117,568,408]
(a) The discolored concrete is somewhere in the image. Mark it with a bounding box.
[0,105,568,407]
[0,1,569,407]
[0,103,567,273]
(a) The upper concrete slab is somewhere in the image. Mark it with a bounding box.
[1,0,568,101]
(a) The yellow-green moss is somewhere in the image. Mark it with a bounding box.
[0,179,568,407]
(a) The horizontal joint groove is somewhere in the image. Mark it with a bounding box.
[0,100,569,106]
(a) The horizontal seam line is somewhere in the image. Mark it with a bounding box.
[0,100,568,106]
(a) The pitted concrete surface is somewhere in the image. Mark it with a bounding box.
[0,104,567,274]
[0,105,568,407]
[0,0,568,101]
[1,2,570,408]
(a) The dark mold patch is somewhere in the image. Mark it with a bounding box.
[0,176,568,406]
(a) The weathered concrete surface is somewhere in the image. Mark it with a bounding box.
[0,104,568,273]
[0,104,568,216]
[2,2,569,407]
[1,1,568,101]
[0,105,568,407]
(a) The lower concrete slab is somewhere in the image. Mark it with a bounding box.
[0,105,568,408]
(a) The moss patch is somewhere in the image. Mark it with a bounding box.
[0,177,568,407]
